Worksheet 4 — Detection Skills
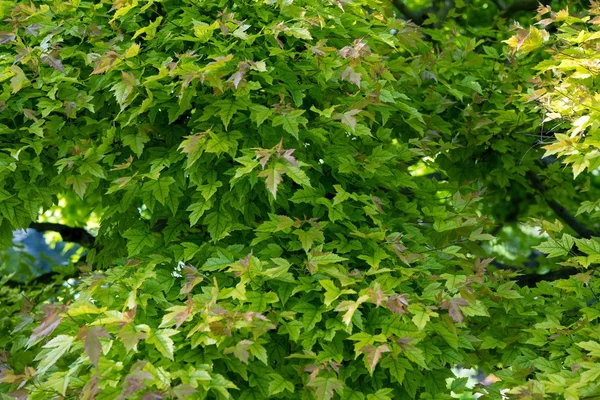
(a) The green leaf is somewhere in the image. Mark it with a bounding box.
[307,377,344,400]
[309,252,348,265]
[122,132,150,157]
[341,388,365,400]
[66,175,93,200]
[204,209,233,242]
[0,196,20,226]
[256,214,295,233]
[292,302,323,331]
[367,388,393,400]
[574,237,600,257]
[268,374,294,396]
[146,329,179,360]
[249,104,272,126]
[79,159,106,179]
[290,187,322,204]
[272,110,307,140]
[381,356,408,384]
[286,25,313,40]
[188,197,212,226]
[580,363,600,383]
[534,234,574,258]
[123,227,155,256]
[179,132,207,169]
[294,229,324,252]
[214,99,242,130]
[335,295,368,326]
[144,177,175,206]
[35,335,74,375]
[577,341,600,357]
[360,344,390,375]
[202,250,234,272]
[284,165,311,187]
[10,65,29,93]
[408,305,437,331]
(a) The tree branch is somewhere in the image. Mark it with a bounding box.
[526,171,597,239]
[491,256,580,287]
[3,254,88,289]
[29,223,96,248]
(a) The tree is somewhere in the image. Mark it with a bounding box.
[0,0,599,399]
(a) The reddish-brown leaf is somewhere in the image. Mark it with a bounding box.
[41,55,64,72]
[27,304,67,347]
[386,294,409,315]
[441,297,469,324]
[360,344,390,374]
[78,326,110,366]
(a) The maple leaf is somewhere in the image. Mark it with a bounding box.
[35,335,74,375]
[122,361,154,398]
[228,61,247,88]
[366,285,387,307]
[360,344,390,375]
[27,304,67,348]
[181,264,203,294]
[41,55,64,72]
[172,384,197,398]
[335,295,369,326]
[255,149,272,169]
[272,110,307,139]
[274,143,299,171]
[224,339,253,364]
[77,326,111,366]
[268,373,294,396]
[112,71,138,108]
[284,164,312,188]
[307,376,344,400]
[341,66,361,87]
[81,376,100,400]
[160,297,194,329]
[204,209,233,242]
[386,294,409,315]
[259,163,286,199]
[339,39,370,59]
[10,65,29,93]
[117,324,147,352]
[0,32,15,44]
[473,257,493,278]
[333,109,361,131]
[146,329,179,360]
[91,51,121,75]
[123,227,155,257]
[213,99,243,130]
[441,297,469,324]
[66,175,93,199]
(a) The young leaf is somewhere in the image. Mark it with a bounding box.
[146,329,179,360]
[259,164,286,199]
[36,335,74,375]
[360,344,390,375]
[78,326,110,366]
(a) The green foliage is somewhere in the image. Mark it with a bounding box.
[0,0,599,399]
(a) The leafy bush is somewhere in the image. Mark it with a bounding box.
[0,0,599,399]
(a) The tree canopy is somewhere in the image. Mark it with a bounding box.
[0,0,599,399]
